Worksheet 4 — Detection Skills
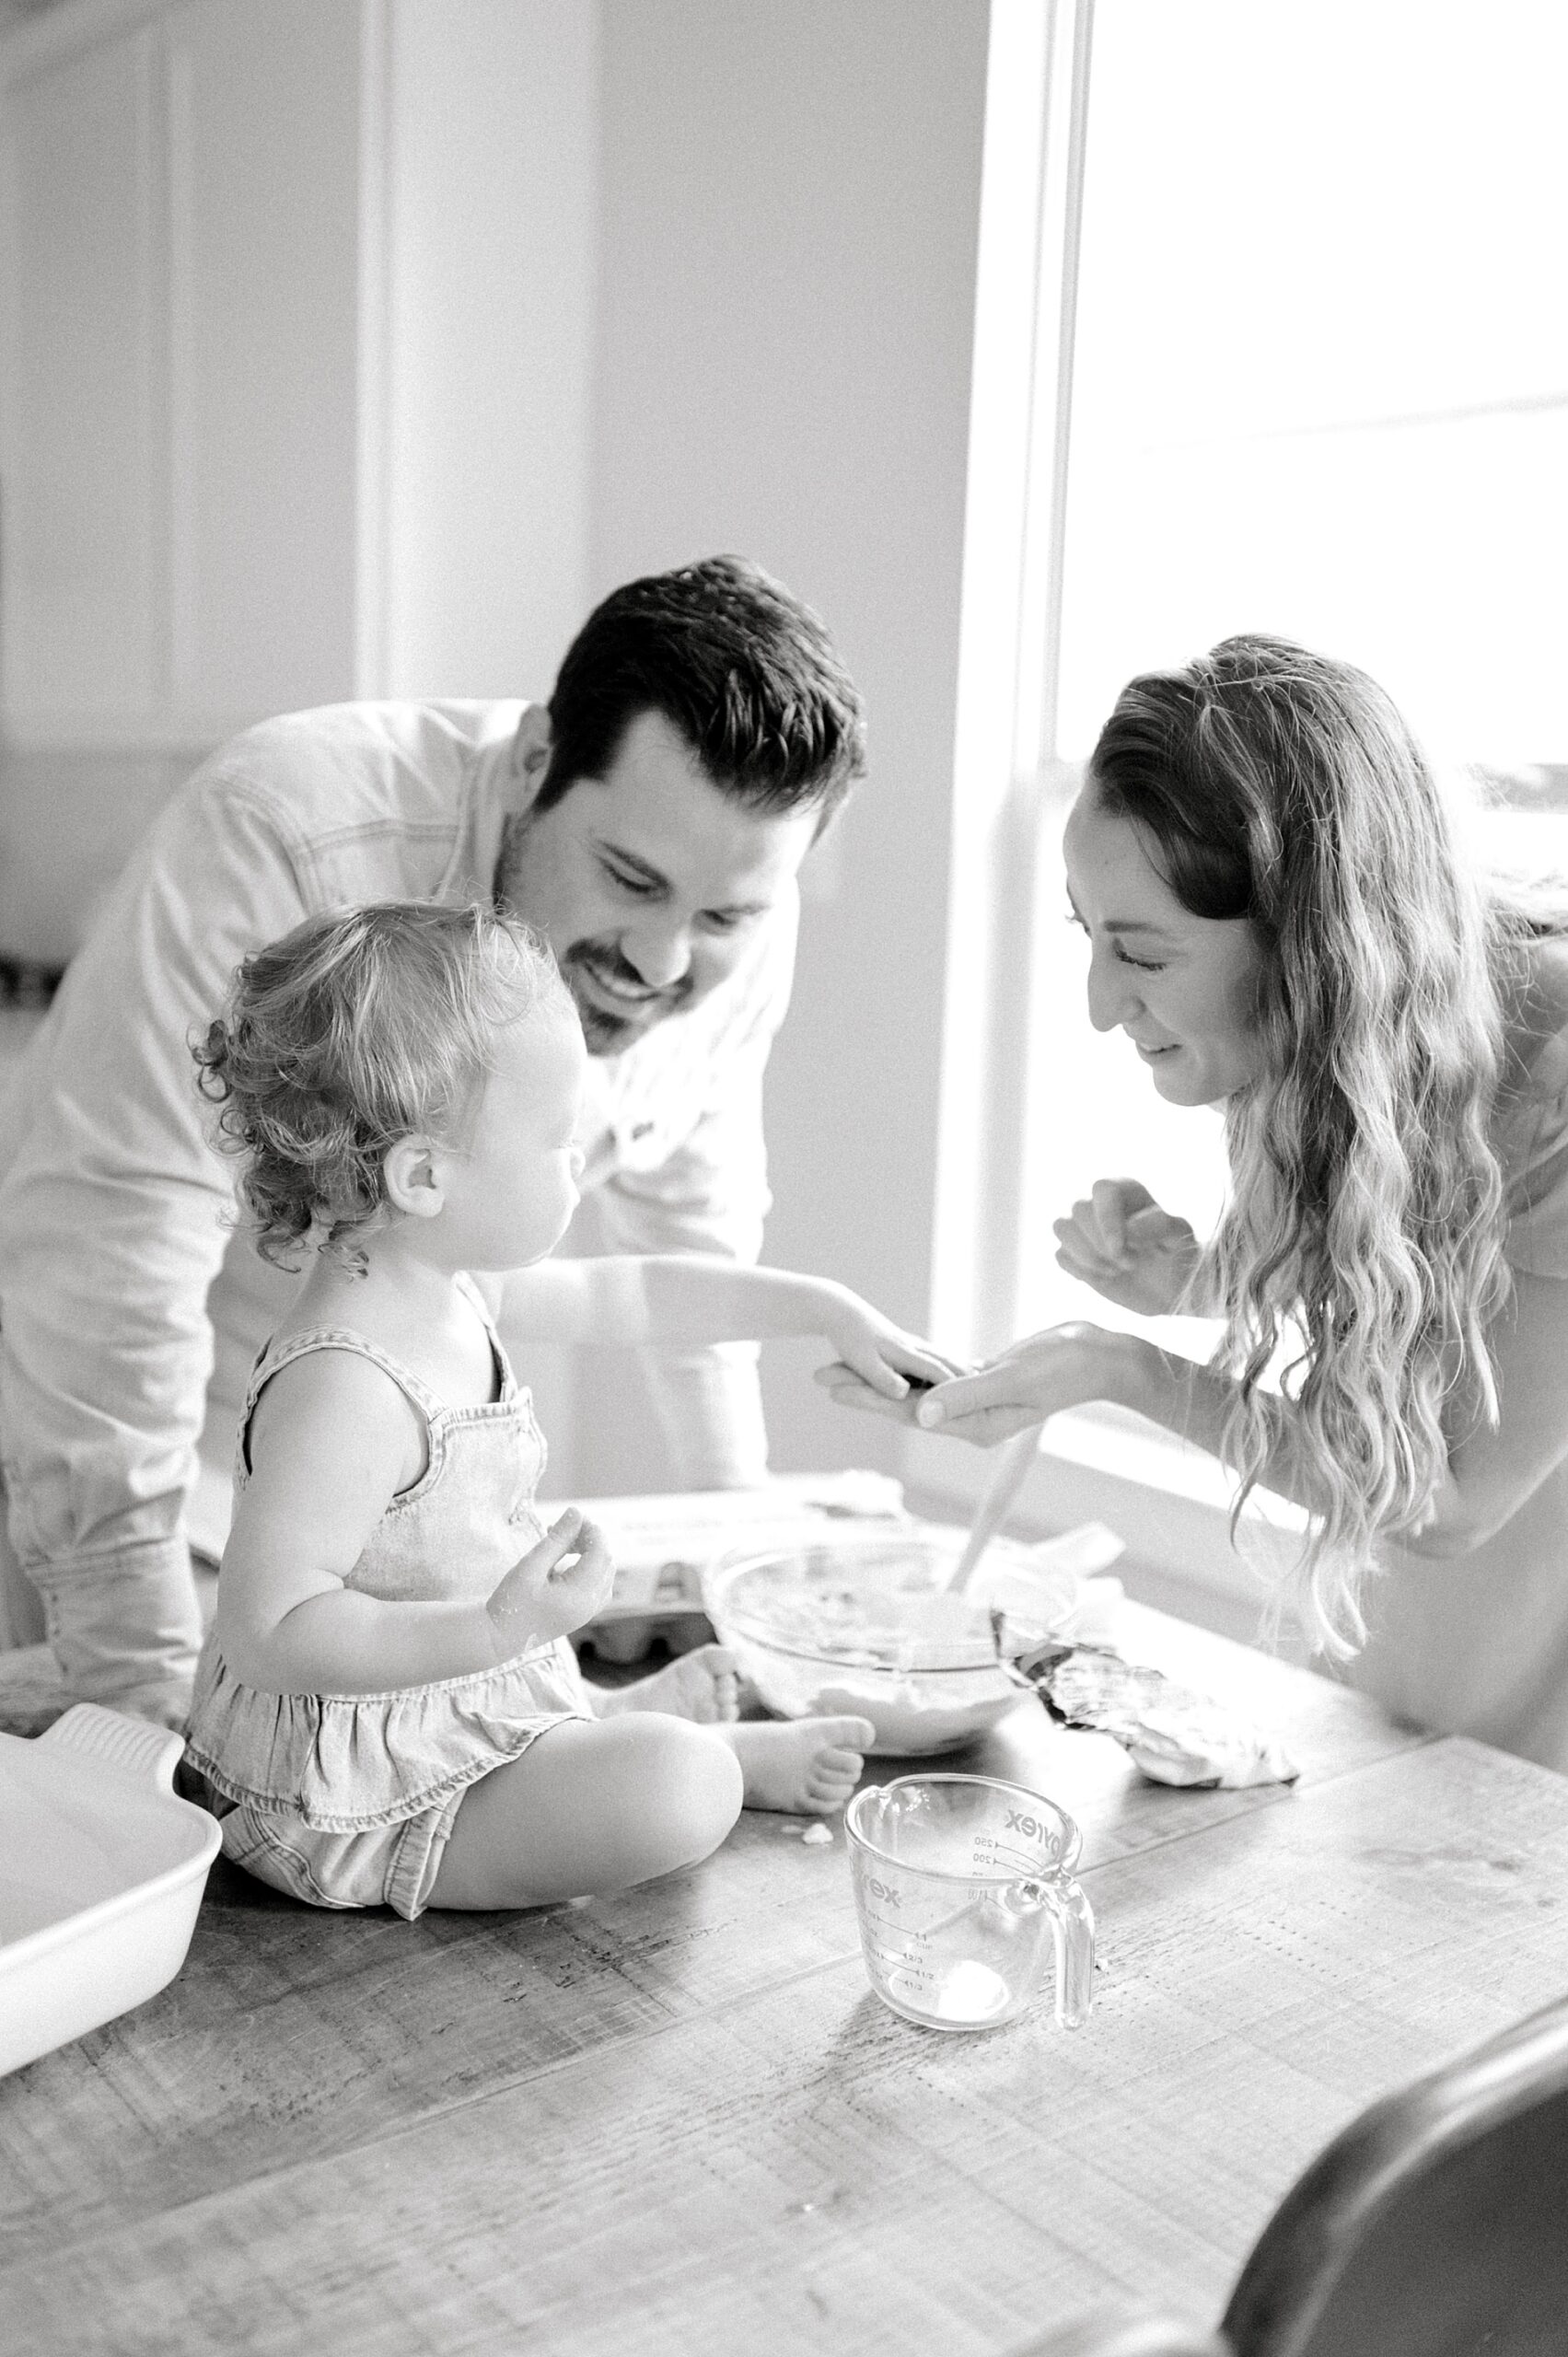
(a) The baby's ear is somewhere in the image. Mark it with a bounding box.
[383,1136,444,1218]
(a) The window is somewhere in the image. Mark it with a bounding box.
[939,0,1568,1360]
[923,0,1568,1601]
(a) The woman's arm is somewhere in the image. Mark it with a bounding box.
[844,1274,1568,1550]
[504,1255,959,1398]
[215,1350,610,1694]
[1403,1270,1568,1553]
[1097,1276,1568,1548]
[822,1322,1333,1512]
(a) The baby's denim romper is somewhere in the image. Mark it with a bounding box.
[183,1276,594,1917]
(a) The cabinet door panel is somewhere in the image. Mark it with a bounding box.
[3,30,162,723]
[167,0,361,716]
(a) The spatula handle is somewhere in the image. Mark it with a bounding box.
[943,1423,1044,1596]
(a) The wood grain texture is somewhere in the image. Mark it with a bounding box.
[2,1619,1562,2357]
[0,1627,1411,2265]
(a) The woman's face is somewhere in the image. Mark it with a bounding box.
[1063,785,1269,1107]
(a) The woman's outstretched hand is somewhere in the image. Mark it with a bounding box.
[486,1509,615,1650]
[817,1321,1127,1446]
[1052,1178,1201,1315]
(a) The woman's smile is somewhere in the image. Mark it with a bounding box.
[1063,786,1268,1108]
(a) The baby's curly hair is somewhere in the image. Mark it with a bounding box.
[194,901,569,1270]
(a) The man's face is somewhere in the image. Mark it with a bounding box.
[496,708,819,1054]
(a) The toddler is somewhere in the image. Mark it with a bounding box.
[182,901,953,1918]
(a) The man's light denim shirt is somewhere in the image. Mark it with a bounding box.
[0,701,794,1722]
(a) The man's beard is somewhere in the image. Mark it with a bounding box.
[493,823,694,1055]
[559,939,695,1055]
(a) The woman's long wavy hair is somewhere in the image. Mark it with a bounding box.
[194,901,566,1272]
[1088,636,1527,1655]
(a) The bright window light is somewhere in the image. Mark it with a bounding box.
[1016,0,1568,1346]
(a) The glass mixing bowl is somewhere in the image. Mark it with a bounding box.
[702,1524,1053,1756]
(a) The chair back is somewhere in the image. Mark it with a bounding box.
[1223,1991,1568,2357]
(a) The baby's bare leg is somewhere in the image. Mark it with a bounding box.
[427,1713,743,1910]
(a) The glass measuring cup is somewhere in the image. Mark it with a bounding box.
[844,1773,1095,2032]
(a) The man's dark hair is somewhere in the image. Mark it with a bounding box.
[537,554,865,823]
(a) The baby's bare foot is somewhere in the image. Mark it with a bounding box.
[593,1643,740,1724]
[721,1716,876,1816]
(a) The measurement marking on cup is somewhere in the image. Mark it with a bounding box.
[847,1775,1095,2030]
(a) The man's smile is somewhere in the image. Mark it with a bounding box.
[572,949,687,1010]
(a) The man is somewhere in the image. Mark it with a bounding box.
[0,555,864,1730]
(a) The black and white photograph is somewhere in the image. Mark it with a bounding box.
[2,2,1566,2350]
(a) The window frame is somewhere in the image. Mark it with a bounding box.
[917,0,1568,1632]
[916,0,1308,1625]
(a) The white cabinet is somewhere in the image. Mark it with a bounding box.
[0,0,596,968]
[162,0,363,720]
[3,22,165,726]
[1,0,365,744]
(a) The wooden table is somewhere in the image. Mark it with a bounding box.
[5,1601,1568,2356]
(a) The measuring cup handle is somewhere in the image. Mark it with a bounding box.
[1044,1875,1096,2029]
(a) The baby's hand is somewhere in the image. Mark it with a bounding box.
[819,1288,967,1405]
[487,1510,615,1652]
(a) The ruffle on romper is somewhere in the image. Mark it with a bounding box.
[183,1639,591,1833]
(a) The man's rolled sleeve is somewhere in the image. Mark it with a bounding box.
[0,769,315,1723]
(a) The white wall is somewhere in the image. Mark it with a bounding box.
[585,0,991,1481]
[0,0,603,960]
[0,0,368,965]
[0,0,995,1505]
[380,0,598,701]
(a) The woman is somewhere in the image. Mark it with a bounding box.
[828,635,1568,1769]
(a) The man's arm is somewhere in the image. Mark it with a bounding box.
[0,768,315,1725]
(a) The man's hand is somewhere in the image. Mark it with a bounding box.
[1052,1178,1202,1316]
[487,1510,616,1651]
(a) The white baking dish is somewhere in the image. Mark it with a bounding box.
[0,1702,221,2077]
